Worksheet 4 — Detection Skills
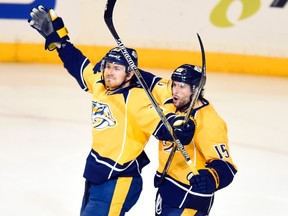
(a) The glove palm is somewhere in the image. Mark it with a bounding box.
[28,5,69,50]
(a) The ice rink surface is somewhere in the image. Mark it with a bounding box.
[1,63,288,216]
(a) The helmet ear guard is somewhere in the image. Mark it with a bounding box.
[101,47,138,73]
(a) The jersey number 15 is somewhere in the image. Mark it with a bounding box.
[214,144,230,159]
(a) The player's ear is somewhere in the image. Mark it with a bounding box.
[126,70,134,80]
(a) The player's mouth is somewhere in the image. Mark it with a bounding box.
[173,96,179,103]
[106,76,115,81]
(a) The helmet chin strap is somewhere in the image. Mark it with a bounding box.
[118,73,133,88]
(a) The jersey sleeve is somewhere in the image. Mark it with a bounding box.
[195,104,237,190]
[152,111,176,142]
[57,42,98,91]
[136,69,176,141]
[139,69,173,106]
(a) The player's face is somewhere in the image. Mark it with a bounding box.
[172,81,192,109]
[103,62,129,90]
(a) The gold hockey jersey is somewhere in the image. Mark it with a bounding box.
[85,68,176,183]
[155,98,237,214]
[58,42,175,184]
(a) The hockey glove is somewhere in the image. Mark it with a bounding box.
[28,5,69,51]
[172,114,196,145]
[190,169,217,194]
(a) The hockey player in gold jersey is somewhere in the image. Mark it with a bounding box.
[28,5,196,216]
[154,64,238,216]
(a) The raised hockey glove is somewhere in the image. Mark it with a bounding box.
[172,114,196,145]
[28,5,69,51]
[190,169,217,194]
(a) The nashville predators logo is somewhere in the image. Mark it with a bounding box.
[91,101,116,129]
[162,140,175,153]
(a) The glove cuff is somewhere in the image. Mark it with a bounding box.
[45,15,69,51]
[206,168,220,189]
[45,34,69,51]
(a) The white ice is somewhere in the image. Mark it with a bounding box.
[1,63,288,216]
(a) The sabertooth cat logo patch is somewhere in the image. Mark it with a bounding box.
[162,140,185,153]
[162,140,175,153]
[91,101,116,129]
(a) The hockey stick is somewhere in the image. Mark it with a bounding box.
[157,34,207,185]
[104,0,198,175]
[184,33,207,124]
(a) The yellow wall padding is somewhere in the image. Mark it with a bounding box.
[1,43,287,77]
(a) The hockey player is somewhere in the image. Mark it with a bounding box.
[154,64,238,216]
[28,5,196,216]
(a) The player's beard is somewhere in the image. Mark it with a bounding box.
[105,76,116,89]
[173,94,192,112]
[104,75,130,91]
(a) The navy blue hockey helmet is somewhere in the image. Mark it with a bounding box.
[101,47,138,73]
[171,64,202,92]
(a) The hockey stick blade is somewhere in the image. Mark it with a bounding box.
[104,0,198,178]
[157,34,206,186]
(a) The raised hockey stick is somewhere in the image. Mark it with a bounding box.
[157,34,206,185]
[184,33,207,124]
[104,0,198,175]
